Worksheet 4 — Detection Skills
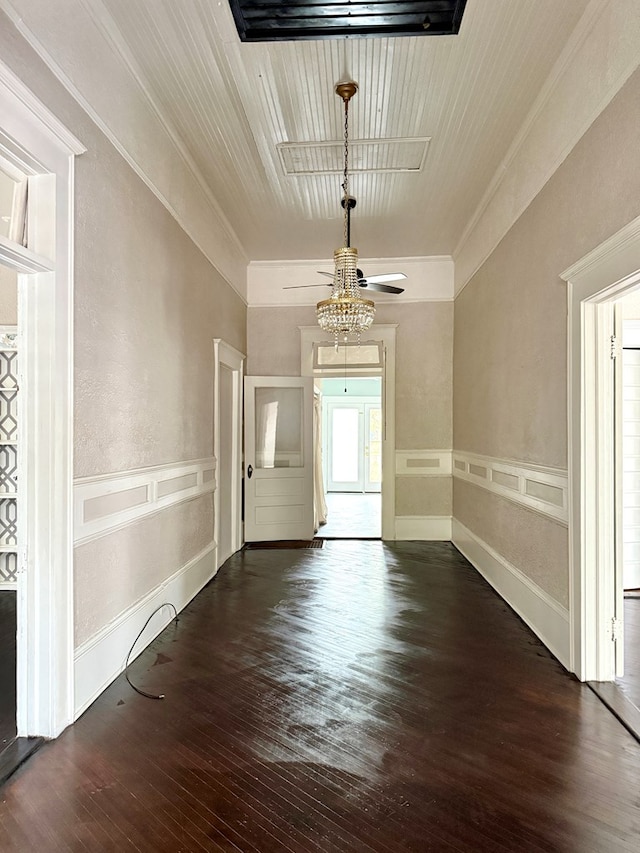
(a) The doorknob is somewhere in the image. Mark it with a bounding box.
[247,464,253,479]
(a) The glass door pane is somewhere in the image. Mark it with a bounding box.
[254,386,303,469]
[330,407,362,489]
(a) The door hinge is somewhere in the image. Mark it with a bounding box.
[611,334,621,360]
[612,616,623,642]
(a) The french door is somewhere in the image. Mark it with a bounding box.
[326,401,381,493]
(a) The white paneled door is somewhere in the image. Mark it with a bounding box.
[244,376,314,542]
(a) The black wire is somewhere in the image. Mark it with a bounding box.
[125,602,179,700]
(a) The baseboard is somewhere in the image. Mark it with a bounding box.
[74,541,217,718]
[452,519,570,670]
[395,516,452,540]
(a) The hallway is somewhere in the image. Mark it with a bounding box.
[0,541,639,852]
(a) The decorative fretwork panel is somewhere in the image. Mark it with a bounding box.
[0,551,17,583]
[0,499,17,546]
[0,390,17,442]
[0,329,18,587]
[0,445,17,493]
[0,351,18,389]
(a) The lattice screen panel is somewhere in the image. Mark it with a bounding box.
[0,499,17,546]
[0,330,18,588]
[0,445,17,493]
[0,351,17,389]
[0,389,17,442]
[0,552,17,583]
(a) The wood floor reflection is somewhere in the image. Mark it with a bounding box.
[1,541,639,851]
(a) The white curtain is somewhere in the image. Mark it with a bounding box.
[313,389,328,531]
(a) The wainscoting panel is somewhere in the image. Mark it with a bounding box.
[74,541,217,718]
[452,519,570,670]
[74,458,216,544]
[453,451,568,524]
[396,450,452,477]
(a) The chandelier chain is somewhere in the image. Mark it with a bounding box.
[343,97,349,248]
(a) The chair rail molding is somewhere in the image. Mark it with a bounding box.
[453,451,568,525]
[74,458,216,545]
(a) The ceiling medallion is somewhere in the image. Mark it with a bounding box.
[316,81,375,344]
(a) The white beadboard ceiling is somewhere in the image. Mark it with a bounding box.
[61,0,595,261]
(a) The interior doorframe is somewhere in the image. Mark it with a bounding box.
[563,215,640,682]
[300,324,396,540]
[213,339,245,563]
[0,60,85,737]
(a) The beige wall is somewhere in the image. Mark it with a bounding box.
[247,300,453,520]
[0,14,247,648]
[0,267,17,325]
[453,66,640,606]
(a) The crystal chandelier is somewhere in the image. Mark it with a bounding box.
[316,81,375,343]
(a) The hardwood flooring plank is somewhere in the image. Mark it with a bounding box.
[2,542,640,851]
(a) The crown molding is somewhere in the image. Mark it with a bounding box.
[247,255,454,307]
[0,0,249,302]
[0,58,85,156]
[454,0,640,296]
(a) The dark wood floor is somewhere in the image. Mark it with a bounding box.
[1,542,640,851]
[0,591,16,749]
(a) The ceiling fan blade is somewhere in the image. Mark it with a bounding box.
[359,272,407,284]
[359,281,405,294]
[283,282,332,289]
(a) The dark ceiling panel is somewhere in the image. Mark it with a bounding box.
[228,0,469,42]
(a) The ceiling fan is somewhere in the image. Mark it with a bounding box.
[284,196,406,295]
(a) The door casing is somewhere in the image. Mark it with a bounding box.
[0,61,84,736]
[300,325,396,540]
[563,215,640,681]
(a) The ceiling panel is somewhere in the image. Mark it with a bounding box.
[99,0,590,260]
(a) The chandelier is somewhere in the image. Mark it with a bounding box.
[316,81,375,343]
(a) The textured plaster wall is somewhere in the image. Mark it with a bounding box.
[0,14,247,647]
[0,267,17,324]
[247,300,453,520]
[74,495,213,647]
[454,480,569,608]
[73,130,246,476]
[453,66,640,605]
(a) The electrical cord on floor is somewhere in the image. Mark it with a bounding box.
[125,602,179,700]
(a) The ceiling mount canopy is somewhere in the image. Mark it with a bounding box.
[229,0,469,42]
[316,80,376,344]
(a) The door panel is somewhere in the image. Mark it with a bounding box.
[244,376,314,542]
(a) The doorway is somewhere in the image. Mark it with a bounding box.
[0,65,82,741]
[607,295,640,728]
[564,214,640,733]
[316,376,382,539]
